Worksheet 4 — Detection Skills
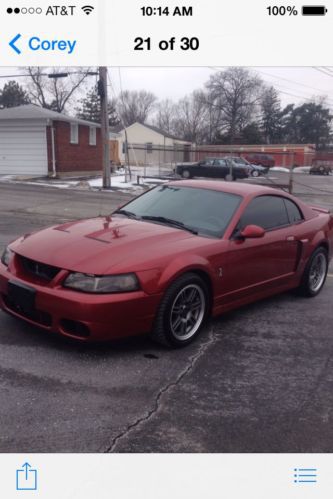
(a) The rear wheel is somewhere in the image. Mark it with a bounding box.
[182,169,191,179]
[151,273,209,347]
[297,247,328,297]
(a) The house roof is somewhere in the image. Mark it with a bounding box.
[143,123,189,142]
[110,121,191,143]
[0,104,101,128]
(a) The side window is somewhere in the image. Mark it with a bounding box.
[89,127,97,146]
[70,123,79,144]
[214,159,226,166]
[239,195,289,230]
[283,198,303,224]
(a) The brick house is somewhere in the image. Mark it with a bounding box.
[0,104,118,177]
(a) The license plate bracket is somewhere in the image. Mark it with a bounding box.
[7,280,36,312]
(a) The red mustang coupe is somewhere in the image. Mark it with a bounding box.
[0,181,332,347]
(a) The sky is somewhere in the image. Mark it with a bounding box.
[1,66,333,109]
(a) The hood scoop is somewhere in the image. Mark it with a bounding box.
[85,227,125,243]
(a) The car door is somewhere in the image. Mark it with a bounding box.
[218,195,300,304]
[201,158,217,178]
[212,159,228,178]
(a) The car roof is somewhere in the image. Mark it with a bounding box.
[168,179,286,197]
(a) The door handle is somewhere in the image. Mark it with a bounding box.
[286,235,296,241]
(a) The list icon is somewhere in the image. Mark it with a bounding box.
[294,467,317,483]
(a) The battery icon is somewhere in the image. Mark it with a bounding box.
[302,5,327,15]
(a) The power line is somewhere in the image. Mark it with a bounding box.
[312,67,333,78]
[266,83,333,105]
[208,67,333,106]
[253,70,333,105]
[210,66,333,99]
[255,68,333,97]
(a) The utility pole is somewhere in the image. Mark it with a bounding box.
[98,67,111,189]
[288,151,295,194]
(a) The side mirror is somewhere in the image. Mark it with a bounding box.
[240,224,265,239]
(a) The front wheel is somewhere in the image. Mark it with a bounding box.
[151,273,209,347]
[182,169,191,179]
[297,247,328,297]
[252,170,259,177]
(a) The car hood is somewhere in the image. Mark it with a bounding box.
[11,216,199,274]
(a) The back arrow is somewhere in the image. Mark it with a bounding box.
[9,34,22,54]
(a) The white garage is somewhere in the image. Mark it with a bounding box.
[0,120,48,176]
[0,105,53,176]
[0,104,103,178]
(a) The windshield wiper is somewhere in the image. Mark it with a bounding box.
[141,215,198,235]
[113,209,140,219]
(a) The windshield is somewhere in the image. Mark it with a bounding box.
[114,185,242,238]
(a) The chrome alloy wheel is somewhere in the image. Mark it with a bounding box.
[170,284,205,341]
[308,252,327,293]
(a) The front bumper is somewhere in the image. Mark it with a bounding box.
[0,261,161,341]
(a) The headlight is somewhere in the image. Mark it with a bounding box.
[63,272,140,294]
[1,247,13,267]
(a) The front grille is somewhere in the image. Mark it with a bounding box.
[19,255,60,282]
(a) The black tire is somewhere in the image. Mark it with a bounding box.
[297,247,328,297]
[252,170,259,178]
[182,169,192,179]
[151,273,209,348]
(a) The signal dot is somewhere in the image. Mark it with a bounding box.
[7,7,13,13]
[14,7,20,13]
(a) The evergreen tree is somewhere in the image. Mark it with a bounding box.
[281,102,332,147]
[76,85,120,126]
[241,122,263,144]
[0,80,30,109]
[260,86,282,144]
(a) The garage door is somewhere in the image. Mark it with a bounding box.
[0,123,48,176]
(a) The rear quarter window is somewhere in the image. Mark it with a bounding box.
[283,198,303,224]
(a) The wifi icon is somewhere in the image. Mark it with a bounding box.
[82,5,94,15]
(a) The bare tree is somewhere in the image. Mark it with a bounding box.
[173,91,209,143]
[117,90,157,126]
[24,67,93,113]
[206,68,263,143]
[154,99,177,134]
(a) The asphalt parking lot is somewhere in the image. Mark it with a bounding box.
[0,175,332,453]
